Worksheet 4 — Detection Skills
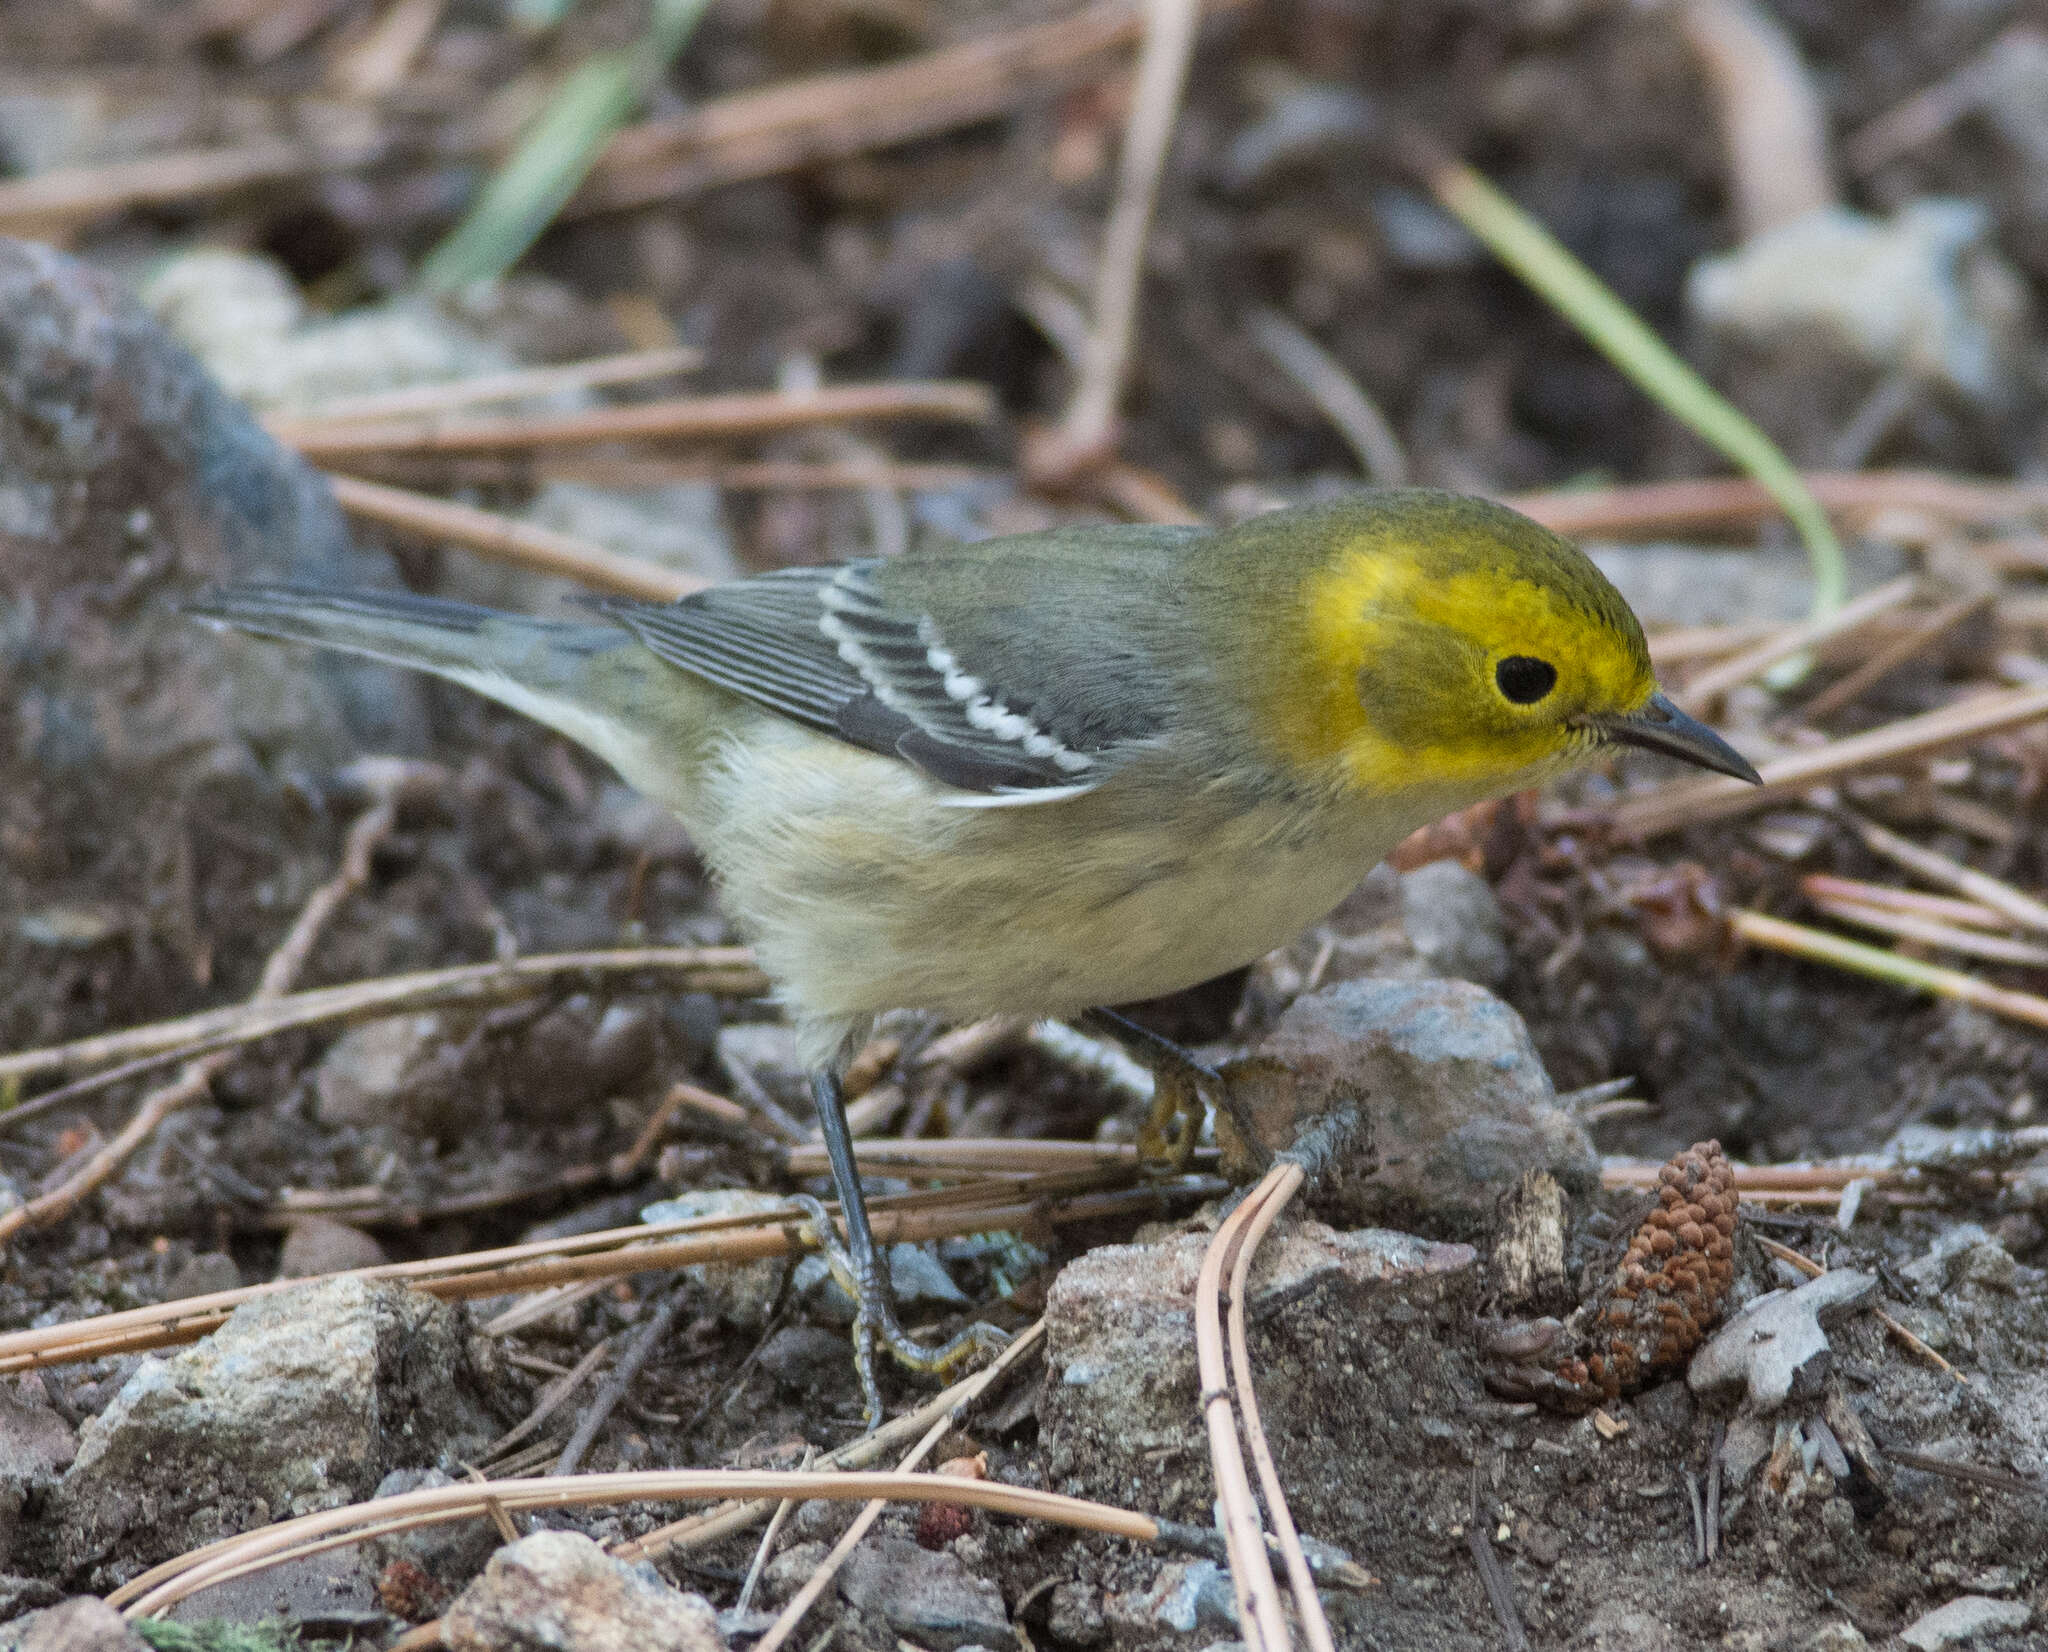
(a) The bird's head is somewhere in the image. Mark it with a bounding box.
[1219,491,1759,801]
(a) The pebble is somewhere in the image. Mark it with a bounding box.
[0,1387,76,1572]
[837,1533,1011,1650]
[1686,199,2030,409]
[1397,860,1509,987]
[0,1596,151,1652]
[1221,977,1595,1231]
[1046,1581,1107,1646]
[640,1191,791,1328]
[1688,1270,1876,1412]
[1898,1596,2032,1650]
[277,1217,389,1279]
[43,1277,498,1575]
[442,1531,726,1652]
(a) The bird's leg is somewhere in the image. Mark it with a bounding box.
[1082,1008,1221,1173]
[798,1068,1010,1428]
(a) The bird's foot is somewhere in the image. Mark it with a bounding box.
[790,1194,1011,1429]
[1084,1008,1224,1175]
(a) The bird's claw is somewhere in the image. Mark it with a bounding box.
[791,1194,1011,1429]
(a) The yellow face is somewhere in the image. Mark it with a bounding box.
[1262,511,1660,797]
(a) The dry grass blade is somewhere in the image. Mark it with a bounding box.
[1796,875,2011,932]
[1677,0,1835,239]
[280,346,702,425]
[0,135,390,237]
[618,1319,1046,1561]
[275,381,993,459]
[752,1322,1050,1652]
[115,1455,1142,1618]
[1599,683,2048,840]
[1729,908,2048,1032]
[1223,1162,1335,1652]
[781,1137,1159,1177]
[1674,576,1916,714]
[1794,592,1993,725]
[1195,1168,1294,1652]
[1839,811,2048,936]
[577,0,1202,214]
[0,1175,1218,1372]
[1506,471,2048,540]
[1046,0,1203,471]
[1246,307,1407,486]
[1647,622,1781,668]
[1805,896,2048,968]
[325,474,702,602]
[0,946,765,1089]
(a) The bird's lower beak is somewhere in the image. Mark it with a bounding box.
[1594,692,1762,783]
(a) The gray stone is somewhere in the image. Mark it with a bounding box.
[44,1277,498,1578]
[1688,1271,1876,1412]
[0,1387,74,1571]
[758,1541,831,1605]
[1222,978,1594,1234]
[443,1531,725,1652]
[1105,1562,1237,1635]
[0,1597,148,1652]
[758,1326,858,1394]
[367,1468,500,1582]
[505,999,659,1123]
[312,1013,473,1131]
[1899,1596,2032,1650]
[1042,1218,1475,1521]
[1046,1581,1106,1646]
[1902,1225,2016,1294]
[163,1252,241,1301]
[716,1024,810,1115]
[1687,199,2031,408]
[641,1191,790,1329]
[1398,861,1509,987]
[837,1535,1010,1651]
[277,1217,389,1279]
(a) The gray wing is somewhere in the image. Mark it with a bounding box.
[597,525,1202,797]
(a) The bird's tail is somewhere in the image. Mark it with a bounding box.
[184,584,697,796]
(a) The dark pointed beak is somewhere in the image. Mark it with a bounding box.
[1595,692,1761,783]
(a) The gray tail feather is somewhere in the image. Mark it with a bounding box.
[182,583,614,689]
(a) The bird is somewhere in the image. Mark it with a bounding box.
[187,488,1758,1421]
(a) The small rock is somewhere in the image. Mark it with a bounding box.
[1901,1225,2015,1294]
[0,1386,76,1570]
[1899,1596,2032,1650]
[1687,200,2030,409]
[0,1597,150,1652]
[1800,1623,1868,1651]
[1105,1562,1237,1636]
[1046,1581,1106,1646]
[1397,861,1509,987]
[277,1217,389,1279]
[443,1531,725,1652]
[44,1277,499,1577]
[1042,1219,1475,1519]
[367,1469,499,1583]
[759,1541,831,1606]
[594,784,693,861]
[1221,978,1595,1232]
[163,1252,241,1301]
[312,1013,472,1131]
[506,999,658,1123]
[757,1326,857,1394]
[525,481,738,586]
[837,1534,1010,1651]
[1688,1270,1876,1412]
[641,1191,790,1328]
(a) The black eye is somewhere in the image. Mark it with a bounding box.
[1496,655,1557,705]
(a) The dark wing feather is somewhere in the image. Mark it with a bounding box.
[597,527,1201,796]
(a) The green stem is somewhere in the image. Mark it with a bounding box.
[1430,161,1847,635]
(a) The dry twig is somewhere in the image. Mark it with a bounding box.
[325,474,703,602]
[1674,576,1916,715]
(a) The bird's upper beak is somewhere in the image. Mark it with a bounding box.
[1593,692,1762,784]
